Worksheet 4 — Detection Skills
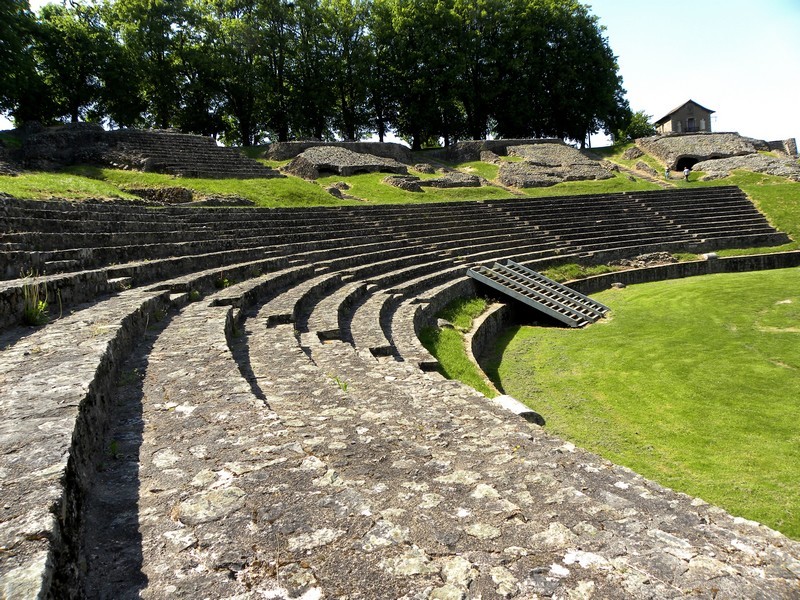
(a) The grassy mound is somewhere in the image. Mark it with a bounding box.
[488,268,800,539]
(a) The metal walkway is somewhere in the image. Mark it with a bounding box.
[467,259,609,328]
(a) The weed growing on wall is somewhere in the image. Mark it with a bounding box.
[21,271,49,326]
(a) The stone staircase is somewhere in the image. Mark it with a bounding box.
[1,187,799,598]
[104,129,280,178]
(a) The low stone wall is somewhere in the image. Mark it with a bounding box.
[265,141,413,163]
[568,251,800,296]
[414,278,480,331]
[425,138,563,163]
[0,271,115,330]
[469,302,518,375]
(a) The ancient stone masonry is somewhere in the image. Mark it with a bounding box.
[428,138,564,163]
[283,146,409,179]
[21,124,281,179]
[266,140,413,163]
[634,132,789,171]
[693,154,800,182]
[497,144,614,188]
[0,188,798,598]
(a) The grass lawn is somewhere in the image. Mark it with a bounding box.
[419,296,495,397]
[487,268,800,539]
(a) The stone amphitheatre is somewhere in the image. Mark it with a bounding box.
[2,126,800,598]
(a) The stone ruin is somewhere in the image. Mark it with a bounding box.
[19,123,281,179]
[266,140,413,163]
[383,171,484,192]
[636,132,800,178]
[496,143,615,188]
[282,145,409,179]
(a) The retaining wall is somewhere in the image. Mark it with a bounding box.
[568,251,800,296]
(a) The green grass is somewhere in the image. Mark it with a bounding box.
[542,262,621,283]
[419,296,495,397]
[489,268,800,538]
[0,170,141,201]
[520,171,660,197]
[316,171,514,204]
[606,142,666,174]
[456,160,500,180]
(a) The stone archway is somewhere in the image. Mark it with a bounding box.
[675,156,699,171]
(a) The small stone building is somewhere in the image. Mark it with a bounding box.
[655,100,715,134]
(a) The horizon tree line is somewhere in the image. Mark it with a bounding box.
[1,0,637,149]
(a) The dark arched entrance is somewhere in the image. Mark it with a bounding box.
[675,156,699,171]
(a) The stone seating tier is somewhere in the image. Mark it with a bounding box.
[104,130,281,179]
[2,186,799,597]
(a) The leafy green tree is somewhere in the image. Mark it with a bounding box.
[290,0,336,139]
[490,0,550,139]
[34,3,116,123]
[452,0,503,140]
[322,0,372,141]
[365,0,397,142]
[259,0,294,141]
[0,0,49,123]
[378,0,464,150]
[616,109,656,142]
[538,0,627,147]
[193,0,265,145]
[106,0,189,128]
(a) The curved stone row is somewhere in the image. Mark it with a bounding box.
[1,188,798,597]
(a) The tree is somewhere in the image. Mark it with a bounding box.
[260,0,294,142]
[490,0,550,139]
[290,0,336,139]
[378,0,464,150]
[34,3,116,123]
[193,0,266,145]
[106,0,189,128]
[617,109,656,142]
[323,0,372,141]
[539,1,627,147]
[365,0,397,142]
[0,0,49,123]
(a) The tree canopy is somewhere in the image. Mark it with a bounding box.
[1,0,629,147]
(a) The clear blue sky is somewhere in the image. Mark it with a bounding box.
[9,0,800,147]
[587,0,800,143]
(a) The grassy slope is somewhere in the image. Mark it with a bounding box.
[418,297,495,397]
[0,146,667,207]
[489,269,800,538]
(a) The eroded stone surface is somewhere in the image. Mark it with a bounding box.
[497,144,613,187]
[284,146,408,179]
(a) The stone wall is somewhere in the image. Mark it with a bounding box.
[425,139,564,163]
[767,138,799,157]
[567,251,800,296]
[635,133,762,170]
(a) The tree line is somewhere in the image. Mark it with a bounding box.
[1,0,633,149]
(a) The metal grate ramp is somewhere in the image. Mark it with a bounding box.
[467,259,610,328]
